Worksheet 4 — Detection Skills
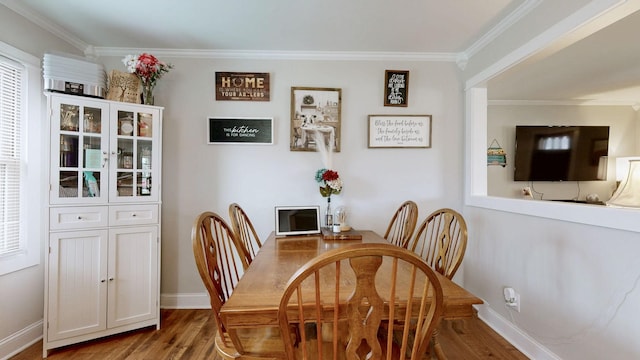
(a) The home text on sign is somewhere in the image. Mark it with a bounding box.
[215,72,270,101]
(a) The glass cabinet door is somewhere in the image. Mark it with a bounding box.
[51,97,109,204]
[110,105,160,202]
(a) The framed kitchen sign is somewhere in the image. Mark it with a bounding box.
[290,87,342,152]
[368,114,431,148]
[215,72,270,101]
[208,117,273,144]
[384,70,409,107]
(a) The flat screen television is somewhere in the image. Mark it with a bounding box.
[514,125,609,181]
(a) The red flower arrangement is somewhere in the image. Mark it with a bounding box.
[123,53,172,86]
[122,53,173,104]
[315,168,343,197]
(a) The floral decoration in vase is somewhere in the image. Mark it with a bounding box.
[315,168,343,227]
[122,53,173,105]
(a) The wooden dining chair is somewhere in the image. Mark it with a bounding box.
[408,208,468,280]
[383,200,419,249]
[191,211,284,359]
[277,243,444,360]
[406,208,468,360]
[229,203,262,269]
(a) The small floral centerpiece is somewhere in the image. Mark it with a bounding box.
[122,53,173,105]
[316,168,342,227]
[315,168,343,197]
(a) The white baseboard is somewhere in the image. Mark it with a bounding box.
[475,304,561,360]
[0,320,42,360]
[160,292,210,309]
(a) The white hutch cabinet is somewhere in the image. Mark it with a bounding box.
[43,93,162,356]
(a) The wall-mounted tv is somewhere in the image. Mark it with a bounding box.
[514,126,609,181]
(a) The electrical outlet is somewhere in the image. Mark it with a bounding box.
[503,287,520,312]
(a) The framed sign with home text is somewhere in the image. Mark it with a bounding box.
[215,72,270,101]
[208,117,273,144]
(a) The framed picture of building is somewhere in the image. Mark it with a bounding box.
[384,70,409,107]
[290,87,342,152]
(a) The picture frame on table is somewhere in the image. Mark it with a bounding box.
[290,87,342,152]
[384,70,409,107]
[368,114,432,148]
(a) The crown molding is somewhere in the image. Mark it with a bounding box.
[461,0,542,61]
[0,0,89,54]
[488,99,638,107]
[465,0,630,91]
[93,47,459,62]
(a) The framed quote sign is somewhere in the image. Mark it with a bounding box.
[384,70,409,107]
[215,72,270,101]
[208,117,273,144]
[368,114,431,148]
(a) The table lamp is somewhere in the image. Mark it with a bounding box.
[607,159,640,208]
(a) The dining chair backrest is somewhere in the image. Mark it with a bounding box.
[277,243,443,360]
[408,208,468,279]
[383,200,419,249]
[229,203,262,269]
[191,211,246,339]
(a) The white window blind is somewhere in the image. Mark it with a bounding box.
[0,55,23,257]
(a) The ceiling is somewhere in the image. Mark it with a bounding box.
[4,0,523,54]
[3,0,639,105]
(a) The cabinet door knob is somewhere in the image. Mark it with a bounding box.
[109,277,114,281]
[77,216,82,220]
[132,213,137,217]
[101,279,106,283]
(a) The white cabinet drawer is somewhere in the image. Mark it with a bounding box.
[50,206,109,230]
[109,205,158,226]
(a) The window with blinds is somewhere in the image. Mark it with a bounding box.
[0,56,23,257]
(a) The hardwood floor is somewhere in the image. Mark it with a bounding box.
[11,309,528,359]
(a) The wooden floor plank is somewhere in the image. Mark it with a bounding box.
[436,318,529,360]
[10,309,528,360]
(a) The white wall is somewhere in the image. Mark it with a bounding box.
[465,206,640,359]
[487,104,638,200]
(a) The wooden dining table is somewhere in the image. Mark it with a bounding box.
[220,230,483,331]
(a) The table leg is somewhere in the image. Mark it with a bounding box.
[432,329,448,360]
